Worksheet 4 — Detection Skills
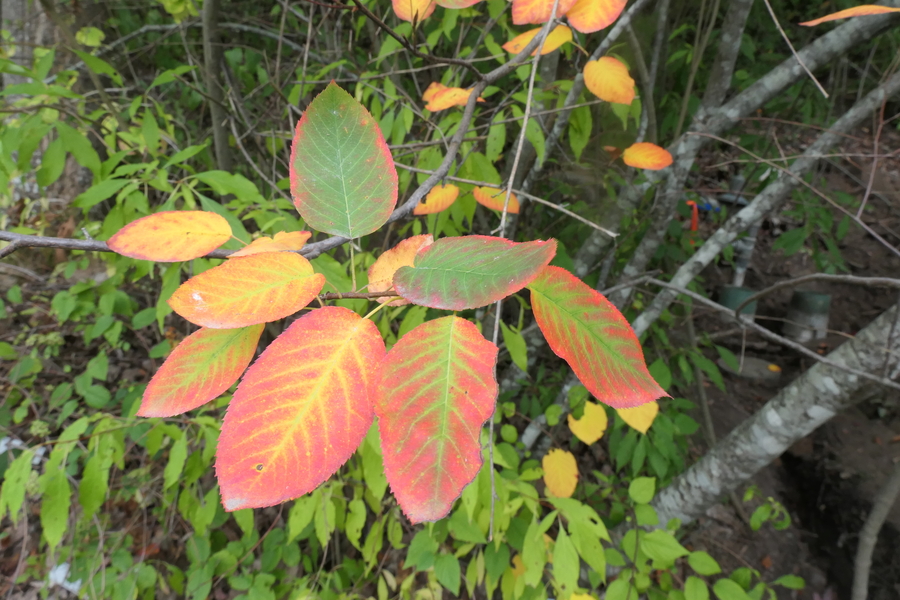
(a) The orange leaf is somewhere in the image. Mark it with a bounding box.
[216,307,385,510]
[367,234,434,306]
[503,25,573,56]
[393,0,436,22]
[228,231,311,258]
[542,449,578,497]
[567,0,626,33]
[473,186,520,213]
[422,81,447,102]
[168,253,325,328]
[800,5,900,26]
[414,183,460,215]
[108,211,232,262]
[617,401,659,434]
[512,0,578,25]
[138,325,263,417]
[584,57,635,105]
[567,401,608,445]
[623,142,673,170]
[426,87,485,112]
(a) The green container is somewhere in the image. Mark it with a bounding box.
[784,291,831,343]
[718,286,757,323]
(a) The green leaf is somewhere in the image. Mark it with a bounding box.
[346,499,367,550]
[393,236,556,310]
[287,494,316,542]
[71,49,121,85]
[552,527,579,594]
[713,579,753,600]
[149,65,197,90]
[434,554,461,596]
[290,82,397,238]
[73,178,130,209]
[690,351,725,392]
[772,575,804,590]
[640,530,689,566]
[648,358,672,391]
[36,137,66,188]
[75,27,105,47]
[522,512,556,586]
[569,104,592,161]
[163,435,188,490]
[486,116,507,163]
[688,551,721,576]
[772,227,807,256]
[41,470,71,548]
[78,452,110,520]
[56,121,100,176]
[0,450,34,524]
[500,321,528,373]
[685,576,709,600]
[628,476,656,504]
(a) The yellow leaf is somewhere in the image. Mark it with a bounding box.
[228,231,311,258]
[622,142,673,170]
[367,235,434,305]
[511,0,578,25]
[473,186,520,213]
[425,87,484,112]
[542,449,578,497]
[502,25,573,56]
[392,0,436,22]
[584,57,635,105]
[512,554,526,576]
[616,401,659,434]
[414,184,460,215]
[570,595,597,600]
[800,5,900,27]
[567,402,608,445]
[567,0,626,33]
[422,81,447,102]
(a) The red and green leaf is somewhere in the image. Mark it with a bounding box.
[414,184,460,215]
[108,211,232,262]
[435,0,483,8]
[368,234,434,306]
[138,325,263,417]
[216,307,385,511]
[168,253,325,328]
[376,316,498,523]
[290,82,398,238]
[800,5,900,26]
[472,186,520,213]
[393,0,437,22]
[228,231,311,258]
[393,236,556,310]
[528,266,666,408]
[623,142,673,170]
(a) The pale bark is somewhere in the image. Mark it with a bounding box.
[652,301,900,525]
[852,461,900,600]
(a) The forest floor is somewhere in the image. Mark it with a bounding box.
[681,121,900,600]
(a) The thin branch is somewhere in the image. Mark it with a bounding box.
[852,460,900,600]
[734,273,900,317]
[760,0,828,98]
[646,278,900,392]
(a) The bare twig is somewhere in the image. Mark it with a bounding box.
[852,460,900,600]
[760,0,828,98]
[734,273,900,317]
[203,0,232,171]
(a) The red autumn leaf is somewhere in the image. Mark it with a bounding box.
[473,186,520,214]
[228,231,311,258]
[376,316,498,522]
[502,25,573,56]
[138,325,263,417]
[567,0,626,33]
[414,184,460,215]
[216,307,385,511]
[168,253,325,328]
[623,142,673,170]
[108,211,232,262]
[393,0,437,22]
[512,0,578,25]
[800,5,900,26]
[584,57,635,105]
[393,236,556,310]
[368,234,434,306]
[528,266,667,408]
[290,82,397,238]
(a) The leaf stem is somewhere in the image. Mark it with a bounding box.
[350,243,357,292]
[362,300,390,322]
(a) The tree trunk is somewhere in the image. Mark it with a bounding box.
[652,301,900,525]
